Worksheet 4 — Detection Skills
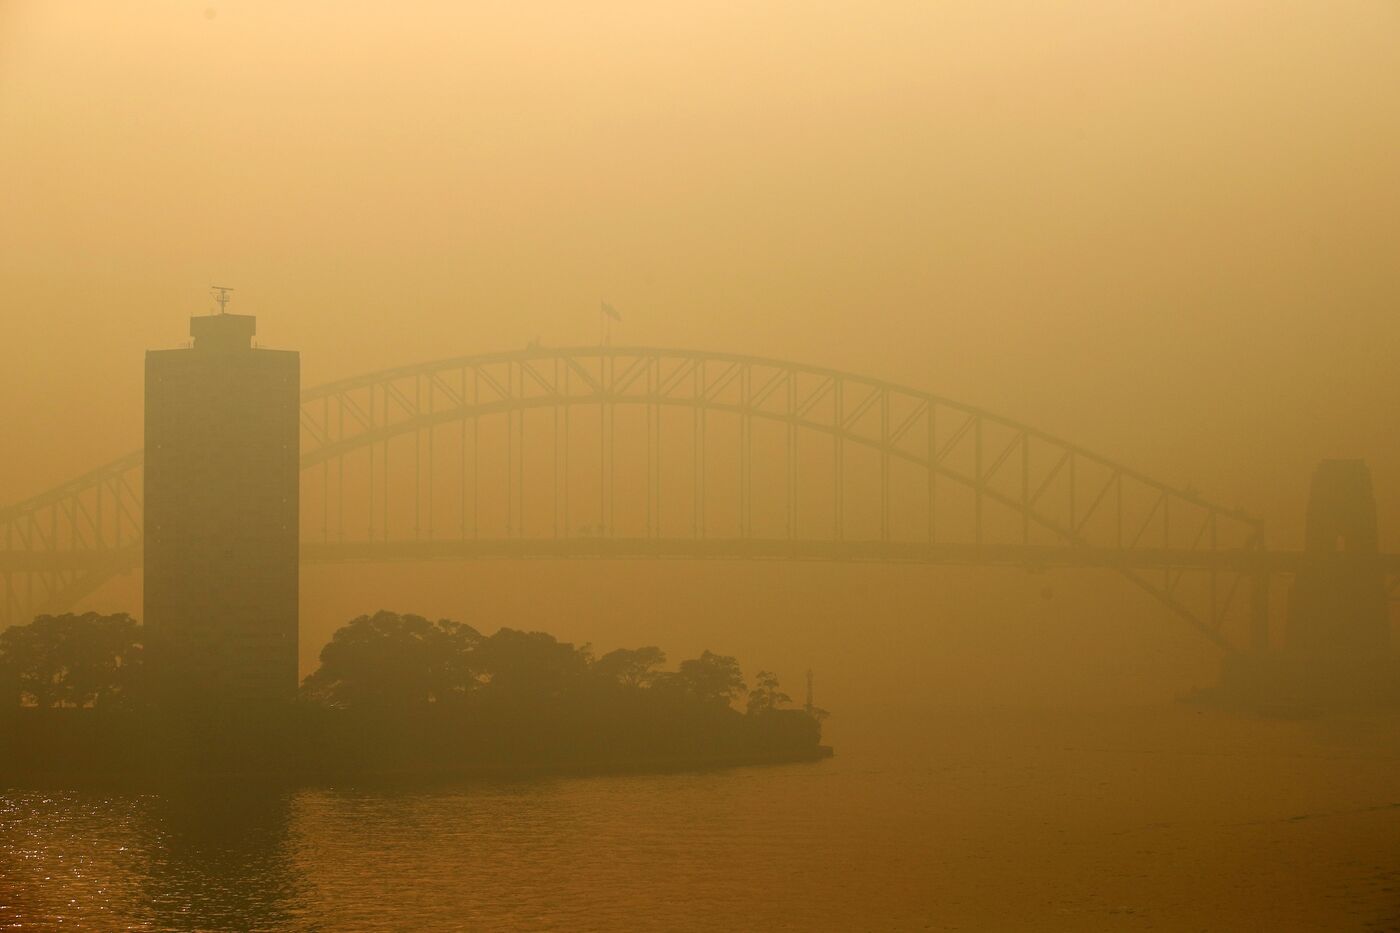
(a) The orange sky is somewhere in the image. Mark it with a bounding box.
[2,1,1398,698]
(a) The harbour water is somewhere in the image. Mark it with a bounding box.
[5,705,1400,931]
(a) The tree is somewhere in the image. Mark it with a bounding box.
[745,670,792,716]
[0,612,143,709]
[300,611,481,708]
[667,650,745,707]
[591,646,666,688]
[472,628,590,698]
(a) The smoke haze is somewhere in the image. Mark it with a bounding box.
[2,1,1398,703]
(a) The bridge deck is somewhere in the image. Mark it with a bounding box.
[5,540,1399,575]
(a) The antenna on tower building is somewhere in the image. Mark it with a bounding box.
[805,668,814,716]
[212,285,234,314]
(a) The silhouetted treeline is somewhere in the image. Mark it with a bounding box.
[0,612,143,709]
[0,611,828,779]
[295,611,823,774]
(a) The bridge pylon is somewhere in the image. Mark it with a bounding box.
[1286,460,1389,655]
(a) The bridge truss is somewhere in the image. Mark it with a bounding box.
[0,346,1324,650]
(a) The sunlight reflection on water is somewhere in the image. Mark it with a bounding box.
[5,710,1400,931]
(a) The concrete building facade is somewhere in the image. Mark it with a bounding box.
[144,312,299,706]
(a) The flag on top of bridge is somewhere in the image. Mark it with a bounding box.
[601,301,622,321]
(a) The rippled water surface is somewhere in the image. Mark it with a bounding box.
[5,708,1400,931]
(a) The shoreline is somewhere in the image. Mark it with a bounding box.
[0,745,835,790]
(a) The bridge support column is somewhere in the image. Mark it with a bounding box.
[1249,571,1271,653]
[1286,460,1389,655]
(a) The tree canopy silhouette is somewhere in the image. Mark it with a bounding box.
[300,611,481,708]
[473,628,590,698]
[746,670,793,715]
[0,609,828,778]
[592,646,667,688]
[0,612,143,709]
[662,650,746,706]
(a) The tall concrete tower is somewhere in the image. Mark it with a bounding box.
[144,310,299,707]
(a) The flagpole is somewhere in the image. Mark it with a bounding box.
[600,300,620,346]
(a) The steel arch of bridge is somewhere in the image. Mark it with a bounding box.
[1,346,1281,648]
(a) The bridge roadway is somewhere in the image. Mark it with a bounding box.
[5,539,1399,579]
[4,345,1398,643]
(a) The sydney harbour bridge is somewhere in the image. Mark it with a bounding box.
[2,345,1397,652]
